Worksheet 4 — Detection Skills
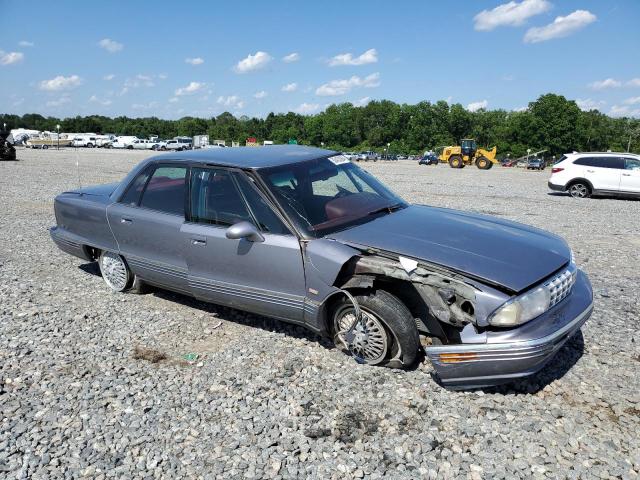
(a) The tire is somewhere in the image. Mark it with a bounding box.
[331,290,420,369]
[42,145,49,150]
[568,182,591,199]
[448,155,463,168]
[127,145,133,150]
[99,251,131,292]
[476,156,491,170]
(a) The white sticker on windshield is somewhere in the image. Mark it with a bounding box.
[328,155,350,165]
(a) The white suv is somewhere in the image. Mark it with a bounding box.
[548,152,640,198]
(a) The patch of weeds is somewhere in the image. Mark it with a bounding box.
[132,345,168,364]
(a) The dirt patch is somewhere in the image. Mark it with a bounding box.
[132,345,168,363]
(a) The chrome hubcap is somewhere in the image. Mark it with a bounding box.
[337,310,388,364]
[570,184,588,198]
[101,252,128,291]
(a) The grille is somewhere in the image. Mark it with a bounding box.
[545,267,575,307]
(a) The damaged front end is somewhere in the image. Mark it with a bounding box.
[330,249,593,389]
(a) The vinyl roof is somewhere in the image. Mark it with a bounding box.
[148,145,336,169]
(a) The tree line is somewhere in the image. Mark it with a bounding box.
[2,93,639,158]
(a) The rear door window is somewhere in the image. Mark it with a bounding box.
[139,166,187,215]
[120,167,152,206]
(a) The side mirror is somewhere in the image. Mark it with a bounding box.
[225,221,264,243]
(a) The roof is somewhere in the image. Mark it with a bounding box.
[566,151,640,156]
[148,145,336,169]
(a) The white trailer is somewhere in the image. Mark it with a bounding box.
[193,135,210,149]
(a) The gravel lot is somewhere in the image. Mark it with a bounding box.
[1,148,639,479]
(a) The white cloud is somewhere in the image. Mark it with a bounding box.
[46,96,71,107]
[623,96,640,106]
[253,90,267,99]
[18,40,34,47]
[217,95,244,109]
[0,51,24,66]
[132,101,159,110]
[467,100,489,112]
[39,75,82,91]
[98,38,123,53]
[354,97,371,107]
[610,105,640,118]
[282,82,298,92]
[316,73,380,96]
[175,81,206,96]
[234,51,272,73]
[328,48,378,66]
[295,103,321,114]
[524,10,596,43]
[124,74,155,88]
[282,52,300,63]
[158,73,168,80]
[627,78,640,88]
[185,57,204,66]
[576,98,606,111]
[588,78,622,90]
[169,97,179,103]
[103,74,115,81]
[474,0,550,31]
[89,95,112,106]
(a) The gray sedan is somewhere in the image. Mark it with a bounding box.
[50,145,593,389]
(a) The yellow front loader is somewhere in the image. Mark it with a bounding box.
[438,139,498,169]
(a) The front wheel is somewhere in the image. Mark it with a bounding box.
[332,290,420,369]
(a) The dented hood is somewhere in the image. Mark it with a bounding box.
[327,205,570,292]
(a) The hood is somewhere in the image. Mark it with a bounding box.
[328,205,570,292]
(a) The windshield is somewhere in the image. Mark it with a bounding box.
[258,155,406,237]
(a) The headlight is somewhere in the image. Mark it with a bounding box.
[489,248,576,327]
[489,285,551,327]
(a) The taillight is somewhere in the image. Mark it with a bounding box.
[551,167,564,174]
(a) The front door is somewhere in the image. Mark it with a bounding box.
[580,156,623,192]
[107,164,190,293]
[620,157,640,194]
[182,167,307,322]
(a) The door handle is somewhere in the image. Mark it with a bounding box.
[586,169,595,173]
[622,173,631,176]
[191,238,207,246]
[120,217,132,224]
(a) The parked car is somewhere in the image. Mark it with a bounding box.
[112,136,138,149]
[418,153,439,166]
[166,138,192,151]
[152,141,168,151]
[501,159,515,167]
[72,136,98,148]
[129,139,158,150]
[50,145,593,389]
[527,157,545,170]
[548,152,640,198]
[356,151,376,162]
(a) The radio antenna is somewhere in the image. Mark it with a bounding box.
[75,147,83,193]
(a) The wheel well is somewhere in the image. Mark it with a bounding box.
[319,274,451,343]
[83,246,101,261]
[566,178,593,192]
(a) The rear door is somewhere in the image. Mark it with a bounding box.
[620,157,640,194]
[181,166,307,322]
[107,163,190,293]
[577,156,623,191]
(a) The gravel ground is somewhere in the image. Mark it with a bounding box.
[1,148,639,479]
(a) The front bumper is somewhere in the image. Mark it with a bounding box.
[426,270,593,389]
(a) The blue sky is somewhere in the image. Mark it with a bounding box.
[1,0,639,119]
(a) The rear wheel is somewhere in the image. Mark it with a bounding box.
[568,182,591,198]
[448,155,463,168]
[99,251,130,292]
[332,290,420,369]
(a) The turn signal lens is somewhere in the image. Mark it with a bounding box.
[551,167,564,173]
[438,352,478,363]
